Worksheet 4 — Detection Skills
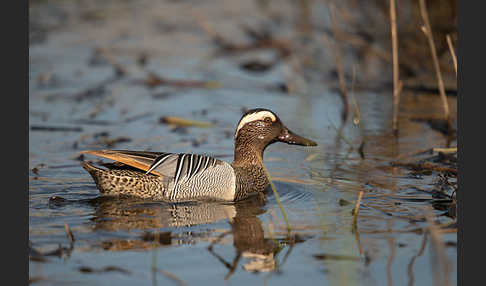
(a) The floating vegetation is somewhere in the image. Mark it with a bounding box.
[159,116,214,128]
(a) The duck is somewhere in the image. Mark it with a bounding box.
[81,108,317,202]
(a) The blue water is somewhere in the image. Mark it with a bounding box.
[29,1,457,285]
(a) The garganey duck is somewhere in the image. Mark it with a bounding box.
[81,108,317,202]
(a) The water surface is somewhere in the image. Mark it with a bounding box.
[29,1,457,285]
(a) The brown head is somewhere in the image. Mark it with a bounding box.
[232,108,317,166]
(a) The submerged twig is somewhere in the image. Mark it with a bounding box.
[64,223,75,249]
[159,269,190,286]
[352,190,364,230]
[419,0,451,130]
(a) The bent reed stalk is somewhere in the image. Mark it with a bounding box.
[419,0,451,130]
[258,156,292,233]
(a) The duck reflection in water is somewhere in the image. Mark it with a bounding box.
[88,193,301,276]
[206,193,280,277]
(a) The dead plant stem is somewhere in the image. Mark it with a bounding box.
[446,34,457,77]
[390,0,402,135]
[419,0,451,129]
[352,190,364,228]
[327,4,349,123]
[259,157,291,233]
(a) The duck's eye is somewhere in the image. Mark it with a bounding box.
[264,117,272,123]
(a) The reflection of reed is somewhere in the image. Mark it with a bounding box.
[419,0,451,130]
[407,233,428,286]
[386,219,396,286]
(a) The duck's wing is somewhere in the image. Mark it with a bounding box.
[80,150,223,180]
[149,153,222,186]
[80,150,169,176]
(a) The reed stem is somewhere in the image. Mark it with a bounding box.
[446,34,457,77]
[390,0,402,135]
[419,0,451,129]
[259,157,291,233]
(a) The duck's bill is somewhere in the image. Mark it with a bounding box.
[278,128,317,146]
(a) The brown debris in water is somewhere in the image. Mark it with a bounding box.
[141,231,172,245]
[31,163,47,175]
[391,161,457,176]
[159,116,213,128]
[88,47,128,78]
[29,223,76,262]
[30,125,83,132]
[88,131,132,147]
[313,253,361,261]
[410,117,456,137]
[239,60,276,73]
[137,52,149,67]
[29,276,46,284]
[392,147,457,177]
[101,137,132,147]
[99,232,173,252]
[64,223,75,248]
[196,18,291,59]
[140,72,220,89]
[79,265,131,275]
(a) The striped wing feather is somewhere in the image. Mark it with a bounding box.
[80,150,221,182]
[80,150,168,176]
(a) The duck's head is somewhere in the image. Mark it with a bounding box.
[234,108,317,153]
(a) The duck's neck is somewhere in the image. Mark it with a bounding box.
[232,139,265,167]
[232,139,269,201]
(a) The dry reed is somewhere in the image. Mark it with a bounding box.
[324,4,349,123]
[419,0,451,130]
[352,190,364,229]
[259,157,291,233]
[390,0,402,135]
[446,34,457,77]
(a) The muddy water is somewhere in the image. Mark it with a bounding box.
[29,1,457,285]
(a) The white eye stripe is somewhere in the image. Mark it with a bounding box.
[235,111,276,138]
